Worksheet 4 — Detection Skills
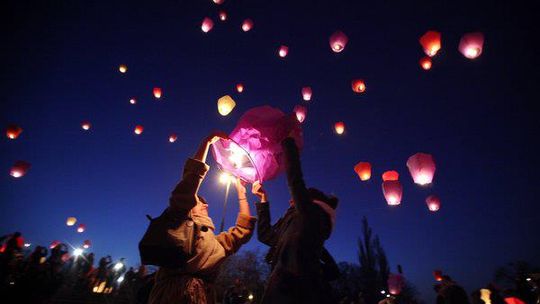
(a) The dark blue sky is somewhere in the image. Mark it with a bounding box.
[1,0,539,302]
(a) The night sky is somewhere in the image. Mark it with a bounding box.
[1,0,539,302]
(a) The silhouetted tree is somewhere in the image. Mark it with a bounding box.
[494,260,539,303]
[358,217,389,303]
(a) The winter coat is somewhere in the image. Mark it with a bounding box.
[261,138,335,304]
[149,158,256,304]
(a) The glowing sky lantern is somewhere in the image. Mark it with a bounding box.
[419,56,432,70]
[293,105,307,123]
[382,180,403,206]
[504,297,526,304]
[419,30,442,57]
[407,152,436,185]
[217,95,236,116]
[213,0,224,4]
[388,273,404,295]
[134,125,144,135]
[10,161,31,178]
[334,122,345,135]
[278,45,289,58]
[329,31,348,53]
[459,32,484,59]
[129,98,136,105]
[201,17,214,33]
[6,125,23,140]
[426,195,441,212]
[169,133,178,143]
[118,64,127,73]
[219,11,227,21]
[351,79,366,93]
[81,121,91,131]
[153,87,162,99]
[83,240,91,249]
[480,289,492,304]
[301,86,312,101]
[66,217,77,226]
[242,19,254,32]
[77,224,86,233]
[433,270,443,281]
[382,170,399,181]
[50,240,61,249]
[236,83,244,93]
[354,162,372,181]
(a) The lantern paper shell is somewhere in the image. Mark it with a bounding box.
[83,240,91,249]
[81,121,91,131]
[77,224,86,233]
[334,122,345,135]
[301,87,312,101]
[278,45,289,58]
[459,32,484,59]
[242,19,254,32]
[129,98,137,105]
[407,152,436,185]
[10,161,31,178]
[426,195,441,212]
[218,95,236,116]
[213,0,224,4]
[382,170,399,181]
[351,79,366,93]
[201,17,214,33]
[50,240,61,249]
[329,31,348,53]
[66,217,77,226]
[134,125,144,135]
[219,11,227,21]
[388,273,405,295]
[212,105,303,183]
[420,31,442,57]
[433,270,443,281]
[382,180,403,206]
[153,87,162,99]
[6,125,23,139]
[354,162,372,181]
[420,56,432,70]
[169,133,178,143]
[236,83,244,93]
[118,64,127,73]
[504,297,526,304]
[293,105,307,123]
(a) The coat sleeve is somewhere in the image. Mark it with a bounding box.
[168,158,210,214]
[216,214,257,256]
[282,137,311,214]
[255,202,278,246]
[321,247,340,281]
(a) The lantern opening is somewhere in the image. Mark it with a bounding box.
[212,138,260,183]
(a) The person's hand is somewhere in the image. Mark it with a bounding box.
[235,178,247,200]
[252,181,268,203]
[207,131,229,144]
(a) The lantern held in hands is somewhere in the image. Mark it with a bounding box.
[459,32,484,59]
[329,31,348,53]
[10,161,31,178]
[6,125,23,139]
[382,180,403,206]
[419,31,442,57]
[354,162,372,181]
[407,152,436,185]
[217,95,236,116]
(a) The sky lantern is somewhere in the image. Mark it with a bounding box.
[217,95,236,116]
[433,270,443,281]
[118,64,127,73]
[354,162,372,181]
[351,79,366,93]
[419,56,432,70]
[83,240,91,249]
[81,121,91,131]
[236,83,244,93]
[278,45,289,58]
[134,125,144,135]
[213,0,224,4]
[219,11,227,21]
[50,240,61,249]
[77,224,86,233]
[129,98,136,105]
[426,195,441,212]
[329,31,348,53]
[419,30,442,57]
[201,17,214,33]
[388,273,404,295]
[169,133,178,143]
[10,161,31,178]
[334,122,345,135]
[66,217,77,226]
[382,180,403,206]
[459,32,484,59]
[6,125,23,140]
[407,152,436,185]
[242,19,254,32]
[293,105,307,123]
[153,87,162,99]
[382,170,399,181]
[504,297,526,304]
[301,86,312,101]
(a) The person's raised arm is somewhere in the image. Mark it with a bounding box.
[252,182,277,245]
[282,136,310,214]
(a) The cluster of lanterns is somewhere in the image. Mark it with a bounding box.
[418,30,485,70]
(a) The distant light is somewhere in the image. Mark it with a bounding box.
[117,276,125,283]
[129,98,136,105]
[381,290,386,294]
[81,121,91,131]
[73,248,84,257]
[169,134,178,143]
[114,262,124,271]
[526,277,532,281]
[242,19,254,32]
[278,45,289,58]
[386,294,391,298]
[118,64,127,73]
[24,243,31,248]
[219,11,227,21]
[134,125,144,135]
[219,172,235,185]
[248,294,254,300]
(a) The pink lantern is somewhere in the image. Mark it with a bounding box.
[134,125,144,135]
[426,195,441,212]
[388,273,405,295]
[382,180,403,206]
[219,11,227,21]
[278,45,289,58]
[419,56,432,70]
[329,31,348,53]
[459,32,484,59]
[301,86,312,101]
[382,170,399,181]
[169,133,178,143]
[129,98,137,105]
[81,121,91,131]
[236,83,244,93]
[50,240,61,249]
[6,125,23,139]
[242,19,254,32]
[77,224,86,233]
[293,105,307,123]
[419,30,442,57]
[201,17,214,33]
[212,106,303,183]
[406,152,436,185]
[153,87,162,99]
[213,0,224,4]
[10,161,31,178]
[83,240,91,249]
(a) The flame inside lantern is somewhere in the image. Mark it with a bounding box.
[212,139,260,183]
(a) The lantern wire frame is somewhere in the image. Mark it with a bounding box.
[211,138,261,183]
